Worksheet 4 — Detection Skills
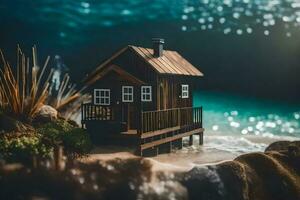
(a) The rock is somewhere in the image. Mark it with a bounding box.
[34,105,58,123]
[181,141,300,200]
[265,141,300,152]
[288,145,300,157]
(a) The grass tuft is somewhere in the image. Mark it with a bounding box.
[0,46,90,122]
[0,46,52,120]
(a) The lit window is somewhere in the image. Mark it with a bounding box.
[181,84,189,98]
[122,86,134,102]
[141,86,152,102]
[94,89,110,105]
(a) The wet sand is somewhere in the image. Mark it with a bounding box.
[80,135,298,172]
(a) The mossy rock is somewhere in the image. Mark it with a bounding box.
[265,141,300,153]
[182,142,300,200]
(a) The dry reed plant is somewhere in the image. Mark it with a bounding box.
[0,46,90,122]
[48,73,90,120]
[0,46,53,120]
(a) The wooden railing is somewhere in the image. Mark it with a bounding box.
[81,103,203,135]
[139,107,202,134]
[81,103,113,121]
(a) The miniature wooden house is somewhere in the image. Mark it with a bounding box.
[82,39,204,156]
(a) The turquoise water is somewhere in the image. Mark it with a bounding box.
[194,91,300,138]
[3,0,300,39]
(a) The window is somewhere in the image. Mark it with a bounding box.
[181,84,189,98]
[141,86,152,102]
[94,89,110,105]
[122,86,134,102]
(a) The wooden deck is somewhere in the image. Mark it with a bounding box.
[121,130,138,135]
[82,105,204,156]
[141,126,180,139]
[140,128,204,150]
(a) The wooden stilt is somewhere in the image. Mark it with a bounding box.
[137,146,143,157]
[179,138,183,149]
[199,132,203,145]
[189,135,193,146]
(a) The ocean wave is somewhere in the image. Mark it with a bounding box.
[155,134,300,169]
[203,135,268,154]
[196,134,297,154]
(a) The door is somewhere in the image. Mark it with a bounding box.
[120,86,135,131]
[121,104,129,130]
[120,104,137,130]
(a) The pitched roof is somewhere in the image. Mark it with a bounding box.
[86,65,145,86]
[129,46,203,76]
[84,45,203,85]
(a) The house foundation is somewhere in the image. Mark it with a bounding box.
[158,142,172,154]
[141,147,158,157]
[172,138,183,150]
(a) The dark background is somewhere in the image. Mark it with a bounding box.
[0,0,300,103]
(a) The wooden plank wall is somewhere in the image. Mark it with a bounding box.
[87,47,196,113]
[156,76,193,110]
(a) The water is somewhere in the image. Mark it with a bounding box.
[181,0,300,37]
[195,91,300,137]
[148,91,300,169]
[3,0,300,38]
[189,91,300,157]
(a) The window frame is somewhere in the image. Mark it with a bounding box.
[181,84,189,99]
[141,86,152,102]
[122,86,134,102]
[94,89,110,105]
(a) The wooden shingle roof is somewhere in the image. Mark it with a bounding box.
[130,46,203,76]
[85,45,203,85]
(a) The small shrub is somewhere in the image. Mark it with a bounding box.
[36,119,92,156]
[36,120,69,144]
[0,118,92,163]
[63,128,93,155]
[0,134,52,163]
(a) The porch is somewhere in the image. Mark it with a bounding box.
[81,104,204,156]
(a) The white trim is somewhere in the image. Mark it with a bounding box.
[141,86,152,102]
[94,89,110,105]
[181,84,189,98]
[122,86,134,102]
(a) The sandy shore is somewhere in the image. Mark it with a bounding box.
[80,135,298,172]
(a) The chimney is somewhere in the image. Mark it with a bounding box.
[152,38,164,57]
